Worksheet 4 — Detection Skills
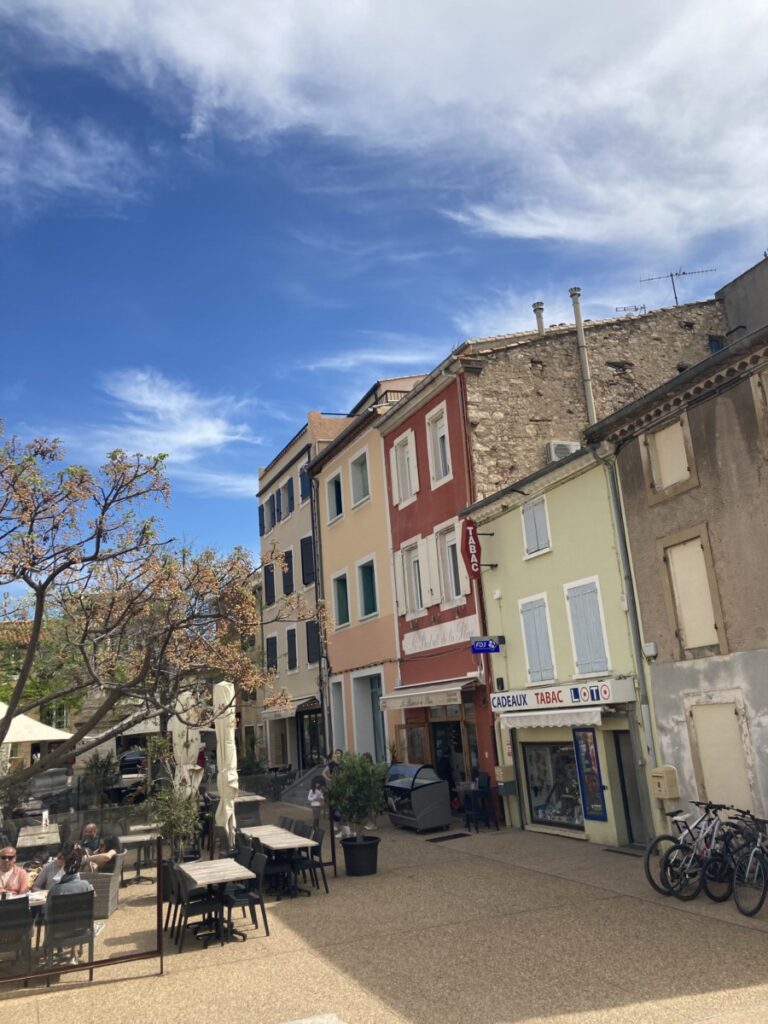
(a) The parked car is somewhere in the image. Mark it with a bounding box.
[118,749,147,774]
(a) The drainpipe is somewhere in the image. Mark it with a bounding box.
[532,301,545,337]
[309,467,332,758]
[569,287,597,426]
[592,444,659,842]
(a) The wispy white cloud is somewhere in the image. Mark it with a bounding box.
[2,1,766,249]
[302,333,449,372]
[0,89,144,211]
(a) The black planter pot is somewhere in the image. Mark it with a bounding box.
[340,835,380,876]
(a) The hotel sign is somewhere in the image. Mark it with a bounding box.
[490,677,635,714]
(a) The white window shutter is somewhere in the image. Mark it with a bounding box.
[389,445,400,506]
[408,430,420,494]
[567,582,609,673]
[522,504,537,554]
[393,551,406,612]
[417,537,436,607]
[424,534,441,605]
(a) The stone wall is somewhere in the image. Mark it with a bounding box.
[463,299,727,499]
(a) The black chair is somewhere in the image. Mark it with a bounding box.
[221,851,270,938]
[290,826,329,894]
[0,895,34,986]
[42,890,95,987]
[310,828,330,894]
[463,778,499,832]
[278,816,295,831]
[160,860,182,935]
[292,821,313,838]
[173,864,224,953]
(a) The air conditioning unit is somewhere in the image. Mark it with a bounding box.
[546,440,581,462]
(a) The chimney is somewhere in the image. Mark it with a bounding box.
[532,301,545,336]
[569,287,597,426]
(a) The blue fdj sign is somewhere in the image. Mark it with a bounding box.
[471,638,501,654]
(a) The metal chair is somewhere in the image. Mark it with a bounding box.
[42,890,95,987]
[0,895,34,986]
[221,851,270,937]
[173,864,224,953]
[278,816,295,831]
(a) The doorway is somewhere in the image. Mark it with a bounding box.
[297,710,325,770]
[688,700,754,810]
[614,731,646,845]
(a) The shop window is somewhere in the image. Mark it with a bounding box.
[641,415,698,502]
[519,596,555,683]
[573,727,607,821]
[522,497,550,556]
[426,402,452,487]
[357,559,378,618]
[390,430,419,506]
[265,635,278,671]
[523,741,584,830]
[286,628,297,671]
[350,450,370,505]
[327,473,343,522]
[565,578,609,676]
[333,572,350,628]
[664,532,724,655]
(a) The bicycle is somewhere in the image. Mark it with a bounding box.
[660,801,732,901]
[644,802,713,897]
[732,815,768,916]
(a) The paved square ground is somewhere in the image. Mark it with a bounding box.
[4,806,768,1024]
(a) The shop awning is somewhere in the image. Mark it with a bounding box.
[262,694,320,720]
[379,677,478,711]
[0,702,73,744]
[499,707,602,729]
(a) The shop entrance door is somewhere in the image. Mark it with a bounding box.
[298,710,325,770]
[431,721,465,800]
[614,731,646,845]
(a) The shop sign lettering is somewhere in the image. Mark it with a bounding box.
[490,677,635,714]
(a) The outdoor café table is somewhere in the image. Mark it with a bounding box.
[179,858,256,943]
[240,826,318,897]
[233,793,266,826]
[117,831,158,886]
[17,824,61,857]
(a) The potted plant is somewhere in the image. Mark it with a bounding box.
[327,752,387,876]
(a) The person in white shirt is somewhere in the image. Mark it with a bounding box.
[307,777,324,829]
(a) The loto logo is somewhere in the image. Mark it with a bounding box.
[461,518,482,581]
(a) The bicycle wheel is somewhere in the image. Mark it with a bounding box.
[733,848,768,917]
[662,842,703,901]
[643,834,678,895]
[702,853,734,902]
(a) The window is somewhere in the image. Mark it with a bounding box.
[333,572,350,627]
[306,620,320,664]
[299,465,311,502]
[286,628,297,671]
[641,415,698,502]
[436,527,463,602]
[523,742,584,830]
[565,579,609,676]
[389,429,419,506]
[263,493,276,532]
[300,536,315,586]
[327,472,343,521]
[282,550,294,596]
[263,564,275,607]
[403,544,424,613]
[665,534,722,653]
[426,403,452,486]
[350,450,370,506]
[275,487,282,522]
[265,635,278,671]
[279,477,295,518]
[357,559,378,618]
[520,596,555,683]
[522,498,550,556]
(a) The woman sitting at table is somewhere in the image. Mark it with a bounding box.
[33,842,74,890]
[49,849,93,898]
[87,835,122,871]
[0,845,30,894]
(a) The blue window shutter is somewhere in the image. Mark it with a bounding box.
[522,505,537,553]
[301,536,315,585]
[283,551,294,596]
[568,582,608,673]
[287,629,297,671]
[286,477,295,513]
[268,494,276,528]
[533,500,549,549]
[521,598,554,682]
[275,488,283,522]
[265,636,278,670]
[306,620,320,664]
[258,504,265,537]
[300,468,311,502]
[264,564,275,606]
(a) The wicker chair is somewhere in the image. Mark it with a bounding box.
[91,851,126,919]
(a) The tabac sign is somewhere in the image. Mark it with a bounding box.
[490,677,635,713]
[461,517,481,580]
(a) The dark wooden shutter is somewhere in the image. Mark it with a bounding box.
[265,635,278,670]
[306,620,320,664]
[287,629,297,671]
[286,477,295,513]
[258,503,265,537]
[283,551,294,596]
[301,536,315,585]
[263,564,275,606]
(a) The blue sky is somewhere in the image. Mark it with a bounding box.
[1,1,766,557]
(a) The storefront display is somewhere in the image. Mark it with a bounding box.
[522,741,584,829]
[573,727,607,821]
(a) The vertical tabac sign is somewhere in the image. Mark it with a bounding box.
[461,518,481,581]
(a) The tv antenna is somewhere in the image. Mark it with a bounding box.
[640,267,717,307]
[615,304,647,315]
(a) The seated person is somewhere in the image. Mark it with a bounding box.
[79,822,101,852]
[0,846,31,894]
[87,835,122,872]
[33,843,74,891]
[49,849,94,897]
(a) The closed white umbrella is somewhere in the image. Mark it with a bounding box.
[0,702,72,744]
[213,681,239,846]
[170,692,204,796]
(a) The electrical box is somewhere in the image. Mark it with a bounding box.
[498,780,517,798]
[495,763,516,783]
[650,764,680,800]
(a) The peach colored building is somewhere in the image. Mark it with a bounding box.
[307,378,422,760]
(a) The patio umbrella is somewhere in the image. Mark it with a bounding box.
[0,702,73,744]
[170,692,204,796]
[213,681,239,846]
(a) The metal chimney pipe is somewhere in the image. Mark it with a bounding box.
[532,301,545,336]
[569,287,597,426]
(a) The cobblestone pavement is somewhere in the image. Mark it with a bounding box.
[4,807,768,1024]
